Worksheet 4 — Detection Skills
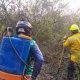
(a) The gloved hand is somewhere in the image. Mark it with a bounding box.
[63,35,68,40]
[63,35,68,42]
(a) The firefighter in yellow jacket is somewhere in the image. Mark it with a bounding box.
[63,24,80,80]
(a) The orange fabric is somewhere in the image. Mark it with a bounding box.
[0,71,23,80]
[18,34,32,40]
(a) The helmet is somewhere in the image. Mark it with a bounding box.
[16,20,32,28]
[16,20,32,36]
[70,24,79,31]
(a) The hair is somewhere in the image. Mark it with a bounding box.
[16,27,32,36]
[71,30,79,34]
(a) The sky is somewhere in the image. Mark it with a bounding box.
[23,0,80,13]
[63,0,80,13]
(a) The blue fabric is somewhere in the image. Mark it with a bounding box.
[30,43,44,77]
[0,36,30,75]
[0,35,44,78]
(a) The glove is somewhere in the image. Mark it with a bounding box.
[63,35,68,40]
[63,35,68,42]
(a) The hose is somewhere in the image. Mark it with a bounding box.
[7,27,29,79]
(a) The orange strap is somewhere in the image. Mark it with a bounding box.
[0,71,23,80]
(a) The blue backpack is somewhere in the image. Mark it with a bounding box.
[0,36,31,75]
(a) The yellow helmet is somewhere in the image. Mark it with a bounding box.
[70,24,79,31]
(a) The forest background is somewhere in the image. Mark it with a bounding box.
[0,0,80,80]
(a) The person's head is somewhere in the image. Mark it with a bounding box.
[16,20,32,36]
[70,24,79,34]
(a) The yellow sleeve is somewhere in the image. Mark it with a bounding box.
[63,39,70,47]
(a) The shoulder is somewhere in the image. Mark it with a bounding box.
[68,33,80,40]
[68,35,75,41]
[30,40,36,47]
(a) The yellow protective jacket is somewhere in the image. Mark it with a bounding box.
[63,33,80,63]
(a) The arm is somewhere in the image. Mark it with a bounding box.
[63,38,70,47]
[30,43,44,79]
[25,56,33,76]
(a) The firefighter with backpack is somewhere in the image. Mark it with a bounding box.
[63,24,80,80]
[0,20,44,80]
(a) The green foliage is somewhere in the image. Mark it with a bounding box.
[0,25,6,32]
[32,12,68,54]
[0,0,80,79]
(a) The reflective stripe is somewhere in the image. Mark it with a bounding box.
[69,37,80,42]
